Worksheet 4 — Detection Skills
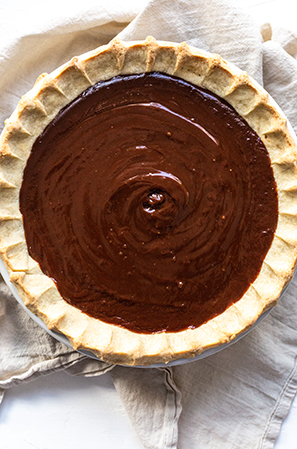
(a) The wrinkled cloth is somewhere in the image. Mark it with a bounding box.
[1,0,297,448]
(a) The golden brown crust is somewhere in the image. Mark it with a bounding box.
[1,37,297,366]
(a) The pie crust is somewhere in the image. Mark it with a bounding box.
[1,37,297,366]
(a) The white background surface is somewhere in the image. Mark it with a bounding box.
[1,0,297,448]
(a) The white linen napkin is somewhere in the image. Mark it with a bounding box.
[1,1,297,448]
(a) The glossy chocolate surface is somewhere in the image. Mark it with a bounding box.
[20,72,278,333]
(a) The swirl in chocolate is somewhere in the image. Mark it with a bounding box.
[20,73,278,333]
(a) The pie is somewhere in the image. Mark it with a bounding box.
[0,37,297,366]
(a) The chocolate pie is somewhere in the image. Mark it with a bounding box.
[1,37,297,365]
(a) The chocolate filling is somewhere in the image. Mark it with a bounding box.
[20,72,278,333]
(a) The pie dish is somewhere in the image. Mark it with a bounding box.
[0,37,297,366]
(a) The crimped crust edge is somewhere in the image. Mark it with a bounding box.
[1,37,297,366]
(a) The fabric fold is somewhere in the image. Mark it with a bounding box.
[261,355,297,449]
[110,366,182,449]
